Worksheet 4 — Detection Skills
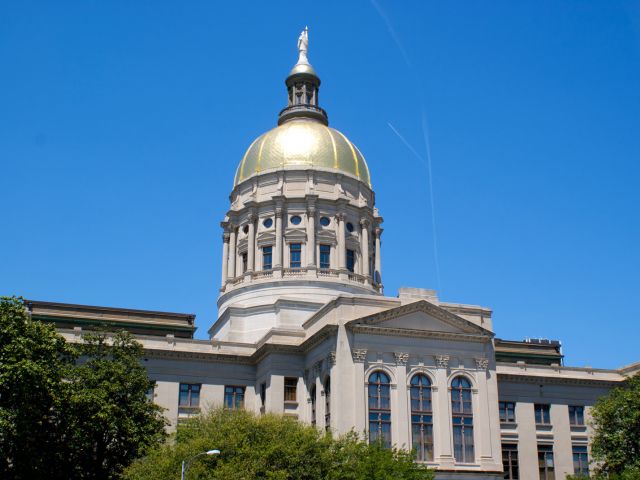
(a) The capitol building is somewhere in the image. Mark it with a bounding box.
[28,32,638,480]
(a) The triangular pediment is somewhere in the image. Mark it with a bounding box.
[347,300,492,337]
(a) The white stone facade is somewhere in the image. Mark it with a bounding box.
[43,40,640,480]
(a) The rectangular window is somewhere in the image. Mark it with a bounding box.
[284,377,297,402]
[289,243,301,269]
[224,385,245,410]
[346,249,355,272]
[262,246,272,270]
[499,401,516,423]
[502,443,519,479]
[145,385,155,402]
[178,383,201,408]
[534,404,551,425]
[569,405,585,426]
[538,445,555,480]
[241,252,248,273]
[319,244,331,269]
[572,445,589,476]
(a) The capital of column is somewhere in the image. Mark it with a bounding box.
[352,348,368,363]
[335,212,345,222]
[222,232,231,243]
[375,226,384,237]
[360,218,370,228]
[394,352,409,365]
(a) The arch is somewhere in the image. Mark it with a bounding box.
[410,373,434,461]
[450,374,475,463]
[368,370,391,448]
[406,367,436,386]
[364,364,397,386]
[447,371,476,389]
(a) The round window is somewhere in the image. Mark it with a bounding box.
[263,218,273,228]
[243,225,249,234]
[346,222,354,233]
[290,215,302,225]
[320,216,330,227]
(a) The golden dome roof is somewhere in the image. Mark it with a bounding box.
[234,119,371,187]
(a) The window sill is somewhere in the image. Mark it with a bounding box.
[570,425,587,432]
[284,400,299,406]
[536,424,553,431]
[500,422,518,429]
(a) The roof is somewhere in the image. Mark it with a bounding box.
[25,299,196,339]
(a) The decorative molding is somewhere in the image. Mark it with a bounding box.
[394,352,409,365]
[326,351,336,366]
[349,324,489,344]
[313,360,323,376]
[346,299,493,337]
[352,348,368,363]
[435,355,450,368]
[475,357,489,370]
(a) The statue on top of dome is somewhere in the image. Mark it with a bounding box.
[297,26,309,64]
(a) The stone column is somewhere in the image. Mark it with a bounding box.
[337,213,346,271]
[306,202,316,269]
[227,225,237,279]
[374,227,383,286]
[394,353,410,448]
[360,219,370,278]
[247,214,256,274]
[434,355,454,468]
[221,231,230,287]
[274,199,284,278]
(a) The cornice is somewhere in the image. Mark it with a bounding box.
[497,372,623,387]
[348,324,491,343]
[347,300,494,337]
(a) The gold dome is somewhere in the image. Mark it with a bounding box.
[234,119,371,187]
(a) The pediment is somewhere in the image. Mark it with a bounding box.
[347,300,492,337]
[284,228,307,242]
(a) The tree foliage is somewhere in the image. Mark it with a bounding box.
[590,372,640,478]
[124,408,434,480]
[0,296,166,480]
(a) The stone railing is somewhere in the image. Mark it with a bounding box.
[283,267,308,277]
[318,268,340,278]
[228,275,244,286]
[348,273,367,284]
[252,269,273,280]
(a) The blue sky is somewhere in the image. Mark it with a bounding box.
[1,1,639,369]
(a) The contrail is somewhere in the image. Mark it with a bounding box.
[420,109,442,291]
[374,0,442,292]
[369,0,412,69]
[387,121,442,292]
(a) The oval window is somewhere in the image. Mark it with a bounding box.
[243,225,249,234]
[290,215,302,225]
[263,218,273,228]
[346,222,354,233]
[320,216,330,227]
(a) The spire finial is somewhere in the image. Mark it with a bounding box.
[297,26,309,65]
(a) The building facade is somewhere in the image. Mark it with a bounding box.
[28,33,639,480]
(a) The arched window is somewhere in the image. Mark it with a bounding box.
[324,377,331,431]
[410,374,433,461]
[310,385,317,426]
[451,376,474,463]
[368,371,391,448]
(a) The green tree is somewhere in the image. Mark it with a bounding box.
[124,408,433,480]
[0,296,76,479]
[0,297,167,480]
[590,372,640,478]
[63,330,167,479]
